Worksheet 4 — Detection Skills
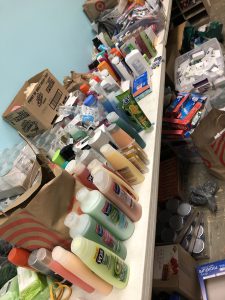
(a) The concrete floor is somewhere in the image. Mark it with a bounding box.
[181,1,225,263]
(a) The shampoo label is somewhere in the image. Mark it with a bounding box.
[95,247,128,282]
[102,201,128,229]
[96,224,121,252]
[114,183,134,208]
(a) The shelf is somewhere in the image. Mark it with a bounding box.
[184,6,206,20]
[181,0,202,13]
[70,1,171,299]
[71,43,166,300]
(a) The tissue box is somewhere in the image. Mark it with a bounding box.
[197,260,225,300]
[3,69,68,138]
[153,245,200,300]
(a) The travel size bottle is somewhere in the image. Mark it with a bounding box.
[64,212,127,259]
[76,187,135,240]
[100,144,145,185]
[71,236,129,289]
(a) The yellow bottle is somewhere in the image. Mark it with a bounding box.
[100,144,144,185]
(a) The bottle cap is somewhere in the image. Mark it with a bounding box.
[52,149,65,167]
[8,248,30,267]
[92,37,102,50]
[73,162,86,176]
[106,112,119,123]
[52,246,65,261]
[93,76,101,83]
[169,215,184,232]
[71,236,89,258]
[76,187,90,203]
[88,60,99,71]
[60,144,75,161]
[80,84,90,95]
[93,170,111,192]
[36,248,52,265]
[112,56,120,65]
[107,123,119,134]
[65,160,76,175]
[64,212,79,228]
[83,95,96,107]
[100,144,114,156]
[28,250,51,274]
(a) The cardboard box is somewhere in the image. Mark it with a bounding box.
[153,245,201,300]
[166,22,187,84]
[197,259,225,300]
[3,69,68,137]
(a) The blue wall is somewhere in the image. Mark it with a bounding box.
[0,0,93,150]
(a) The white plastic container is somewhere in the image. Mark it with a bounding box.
[175,38,225,92]
[125,49,151,77]
[111,56,133,82]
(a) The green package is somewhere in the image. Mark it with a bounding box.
[17,267,44,300]
[0,276,19,300]
[116,90,151,130]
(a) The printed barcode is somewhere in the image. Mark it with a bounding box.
[118,167,137,184]
[49,89,63,109]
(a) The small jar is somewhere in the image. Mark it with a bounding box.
[169,215,184,232]
[177,203,192,218]
[181,238,189,251]
[193,239,204,255]
[197,225,204,239]
[166,199,180,214]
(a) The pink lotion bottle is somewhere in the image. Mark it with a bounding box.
[66,160,97,190]
[93,169,142,222]
[35,248,94,293]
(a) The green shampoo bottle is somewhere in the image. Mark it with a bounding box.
[76,187,135,241]
[64,212,127,259]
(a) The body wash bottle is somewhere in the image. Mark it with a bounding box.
[100,144,144,185]
[76,187,135,240]
[106,112,146,148]
[64,212,127,259]
[93,169,142,222]
[71,236,129,289]
[51,246,112,295]
[88,158,139,201]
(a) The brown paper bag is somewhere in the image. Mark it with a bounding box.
[83,0,119,22]
[192,108,225,180]
[0,156,75,251]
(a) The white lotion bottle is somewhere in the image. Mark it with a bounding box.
[125,49,152,77]
[111,56,133,82]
